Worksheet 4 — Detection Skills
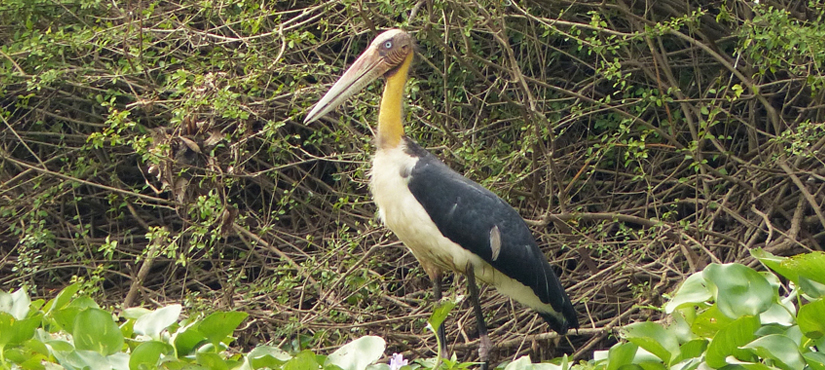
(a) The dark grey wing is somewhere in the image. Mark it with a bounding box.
[404,140,577,332]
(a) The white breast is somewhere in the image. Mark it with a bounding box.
[369,144,558,316]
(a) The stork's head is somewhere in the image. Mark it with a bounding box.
[304,29,414,124]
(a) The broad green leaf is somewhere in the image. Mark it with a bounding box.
[665,273,711,313]
[73,308,124,356]
[284,350,322,370]
[130,341,172,370]
[671,339,707,364]
[134,304,182,339]
[706,315,760,368]
[43,283,80,313]
[10,288,31,320]
[197,351,229,370]
[742,334,804,370]
[7,314,42,345]
[199,311,248,347]
[325,336,386,370]
[122,307,151,320]
[704,264,773,319]
[0,291,12,315]
[0,312,14,346]
[504,356,534,370]
[172,321,207,356]
[636,362,666,370]
[692,304,734,338]
[781,252,825,285]
[670,357,702,370]
[622,322,679,364]
[606,342,637,370]
[53,296,100,333]
[759,302,794,326]
[247,345,293,369]
[797,299,825,339]
[428,299,456,333]
[803,352,825,370]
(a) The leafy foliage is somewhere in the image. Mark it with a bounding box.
[2,0,825,364]
[0,284,388,370]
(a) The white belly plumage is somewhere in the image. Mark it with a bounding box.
[370,144,558,316]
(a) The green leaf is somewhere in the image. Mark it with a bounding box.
[9,288,31,320]
[803,352,825,370]
[781,252,825,285]
[428,299,456,333]
[134,304,182,339]
[0,312,14,347]
[672,339,707,364]
[622,322,679,364]
[759,302,794,326]
[665,273,711,314]
[325,336,386,370]
[504,356,535,370]
[197,351,230,370]
[706,315,760,368]
[742,334,804,370]
[797,299,825,339]
[73,308,125,356]
[130,341,172,370]
[7,314,42,345]
[199,311,248,347]
[172,321,207,356]
[247,346,293,369]
[284,350,322,370]
[704,264,773,319]
[43,283,81,313]
[692,304,734,338]
[606,342,637,370]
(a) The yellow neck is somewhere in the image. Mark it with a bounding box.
[377,53,413,149]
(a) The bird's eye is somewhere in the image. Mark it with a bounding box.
[384,41,393,49]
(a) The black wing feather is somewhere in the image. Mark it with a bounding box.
[404,139,578,333]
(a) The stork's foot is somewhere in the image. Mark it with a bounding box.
[478,334,492,370]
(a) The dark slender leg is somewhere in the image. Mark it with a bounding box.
[465,265,491,370]
[432,274,448,357]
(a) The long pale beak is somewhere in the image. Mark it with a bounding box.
[304,48,390,124]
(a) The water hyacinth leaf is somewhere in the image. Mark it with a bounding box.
[10,288,31,320]
[782,252,825,285]
[504,356,534,370]
[134,304,182,339]
[606,342,637,370]
[665,273,712,314]
[622,322,679,364]
[705,315,760,368]
[797,299,825,339]
[199,311,248,347]
[803,352,825,370]
[43,283,80,313]
[703,264,773,319]
[636,362,666,370]
[197,351,229,370]
[73,308,124,356]
[173,321,207,356]
[325,336,385,370]
[759,302,794,326]
[247,346,293,369]
[130,340,173,370]
[671,339,707,364]
[742,334,804,370]
[691,304,734,338]
[285,350,322,370]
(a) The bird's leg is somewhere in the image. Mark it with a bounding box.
[432,273,448,358]
[465,264,491,370]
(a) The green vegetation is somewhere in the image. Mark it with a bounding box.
[2,0,824,366]
[2,251,823,369]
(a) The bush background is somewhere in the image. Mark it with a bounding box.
[1,0,823,364]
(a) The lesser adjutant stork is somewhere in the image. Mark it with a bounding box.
[304,29,578,367]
